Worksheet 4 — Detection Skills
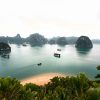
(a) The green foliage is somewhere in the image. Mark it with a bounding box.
[95,65,100,79]
[18,87,34,100]
[0,77,33,100]
[0,73,100,100]
[93,80,100,88]
[24,83,40,92]
[97,66,100,70]
[44,73,92,100]
[95,74,100,78]
[86,88,100,100]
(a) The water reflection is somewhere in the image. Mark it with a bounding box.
[57,44,66,47]
[76,48,92,55]
[16,44,21,48]
[30,44,44,47]
[0,51,10,59]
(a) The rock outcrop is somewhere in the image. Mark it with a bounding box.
[75,36,93,48]
[28,33,47,46]
[0,42,11,53]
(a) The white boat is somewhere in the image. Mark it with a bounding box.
[22,43,27,46]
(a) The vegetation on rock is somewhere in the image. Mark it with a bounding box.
[0,42,11,52]
[75,36,93,48]
[27,33,47,46]
[97,66,100,70]
[95,65,100,79]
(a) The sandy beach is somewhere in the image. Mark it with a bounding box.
[20,73,66,86]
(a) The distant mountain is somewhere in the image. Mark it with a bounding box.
[48,37,59,44]
[0,34,24,44]
[56,37,68,45]
[26,33,48,46]
[92,39,100,44]
[48,36,78,45]
[66,36,78,44]
[0,36,8,43]
[0,33,99,46]
[0,34,77,46]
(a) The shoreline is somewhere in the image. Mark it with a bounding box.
[20,73,66,86]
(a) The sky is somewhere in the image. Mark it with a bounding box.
[0,0,100,39]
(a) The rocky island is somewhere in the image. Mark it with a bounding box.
[75,36,93,48]
[0,42,11,52]
[0,42,11,58]
[27,33,47,46]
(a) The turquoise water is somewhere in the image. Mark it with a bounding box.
[0,44,100,80]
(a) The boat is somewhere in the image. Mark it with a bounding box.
[37,63,42,66]
[54,53,61,58]
[22,43,27,46]
[57,49,61,51]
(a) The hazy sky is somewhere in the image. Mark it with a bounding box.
[0,0,100,39]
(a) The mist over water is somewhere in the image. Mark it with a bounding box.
[0,44,99,80]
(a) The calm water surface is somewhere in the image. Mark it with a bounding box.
[0,44,100,80]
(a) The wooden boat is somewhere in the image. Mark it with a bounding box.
[22,43,27,46]
[37,63,42,66]
[57,49,61,51]
[54,53,61,58]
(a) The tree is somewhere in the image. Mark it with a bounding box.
[0,77,33,100]
[95,65,100,78]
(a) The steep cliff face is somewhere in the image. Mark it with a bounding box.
[75,36,93,48]
[0,42,11,52]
